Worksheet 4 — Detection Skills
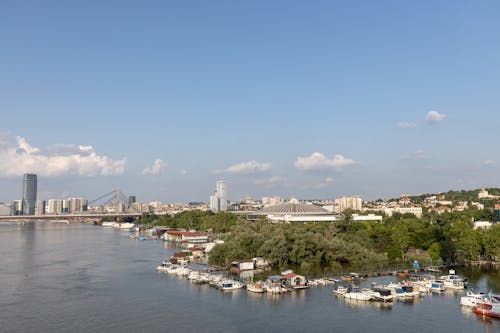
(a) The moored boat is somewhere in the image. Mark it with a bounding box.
[369,287,394,302]
[247,282,265,293]
[439,270,467,290]
[461,291,488,307]
[156,262,173,272]
[427,280,446,292]
[473,296,500,319]
[219,280,245,291]
[333,286,348,296]
[343,285,372,301]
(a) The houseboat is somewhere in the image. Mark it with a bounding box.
[461,291,488,307]
[219,280,245,291]
[439,270,467,290]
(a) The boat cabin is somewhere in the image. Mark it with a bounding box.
[283,273,307,288]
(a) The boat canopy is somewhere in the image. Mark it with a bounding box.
[267,275,284,282]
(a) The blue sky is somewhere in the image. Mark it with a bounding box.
[1,1,500,203]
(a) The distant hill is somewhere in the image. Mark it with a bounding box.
[387,188,500,206]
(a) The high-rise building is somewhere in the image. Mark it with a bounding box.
[22,173,37,215]
[335,195,363,213]
[0,203,13,216]
[14,200,22,215]
[209,192,218,211]
[216,181,228,211]
[67,198,88,213]
[209,181,228,211]
[35,200,45,216]
[128,196,136,207]
[47,199,64,214]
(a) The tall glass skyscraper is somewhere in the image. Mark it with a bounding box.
[216,181,228,211]
[22,173,37,215]
[209,180,228,211]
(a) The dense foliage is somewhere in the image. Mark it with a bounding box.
[207,208,500,275]
[142,210,241,233]
[135,191,500,275]
[208,221,388,275]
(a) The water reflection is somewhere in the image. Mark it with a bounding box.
[340,297,393,310]
[1,223,498,333]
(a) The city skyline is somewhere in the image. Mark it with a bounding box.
[1,2,500,202]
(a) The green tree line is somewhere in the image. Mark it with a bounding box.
[207,208,500,275]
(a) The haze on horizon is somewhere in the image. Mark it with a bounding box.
[1,1,499,203]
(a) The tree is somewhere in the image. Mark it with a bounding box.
[484,224,500,259]
[427,242,442,261]
[391,223,410,262]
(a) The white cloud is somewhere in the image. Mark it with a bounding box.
[218,160,272,174]
[426,110,447,124]
[483,160,494,166]
[254,176,282,185]
[325,177,334,183]
[142,159,165,175]
[180,169,188,175]
[400,149,426,160]
[294,152,356,171]
[0,134,125,177]
[398,121,417,128]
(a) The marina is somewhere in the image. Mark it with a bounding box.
[1,222,499,333]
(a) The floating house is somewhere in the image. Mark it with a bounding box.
[231,259,255,272]
[283,272,308,289]
[164,230,209,243]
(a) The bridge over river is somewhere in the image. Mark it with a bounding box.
[0,213,143,223]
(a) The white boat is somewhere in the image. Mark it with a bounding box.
[187,270,201,280]
[473,294,500,319]
[265,284,288,294]
[156,262,173,272]
[439,271,467,290]
[209,274,224,286]
[427,280,446,292]
[102,221,117,227]
[461,291,488,307]
[193,273,211,284]
[114,222,135,229]
[166,264,181,274]
[247,282,265,293]
[343,286,372,301]
[383,283,419,299]
[368,287,394,302]
[333,286,348,296]
[176,266,191,276]
[219,280,245,291]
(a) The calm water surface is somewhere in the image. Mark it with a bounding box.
[0,222,499,333]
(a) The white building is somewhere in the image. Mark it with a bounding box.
[351,214,383,222]
[249,199,337,223]
[209,181,228,212]
[385,207,423,218]
[0,203,13,216]
[14,200,22,215]
[474,221,493,229]
[262,196,283,207]
[35,200,45,216]
[67,198,88,213]
[335,196,363,212]
[478,189,500,200]
[47,199,64,214]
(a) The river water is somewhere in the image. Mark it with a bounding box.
[0,222,499,333]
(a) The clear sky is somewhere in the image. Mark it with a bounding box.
[1,1,500,203]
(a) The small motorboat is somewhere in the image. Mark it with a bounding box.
[247,282,265,293]
[473,296,500,319]
[219,280,245,291]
